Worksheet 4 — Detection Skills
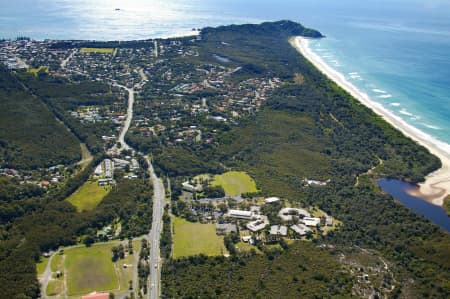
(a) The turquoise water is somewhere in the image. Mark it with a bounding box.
[307,15,450,146]
[1,0,449,146]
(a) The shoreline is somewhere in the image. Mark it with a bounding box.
[3,29,200,43]
[291,36,450,206]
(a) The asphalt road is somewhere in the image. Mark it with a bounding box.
[43,71,163,297]
[146,157,165,299]
[113,85,166,297]
[112,84,134,153]
[113,85,165,298]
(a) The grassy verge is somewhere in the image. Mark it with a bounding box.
[172,217,227,258]
[36,256,49,276]
[50,253,64,272]
[211,171,258,197]
[66,180,111,212]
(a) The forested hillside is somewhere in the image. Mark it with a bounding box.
[159,21,449,298]
[22,76,120,155]
[0,69,151,298]
[0,67,80,169]
[163,242,354,298]
[0,169,152,298]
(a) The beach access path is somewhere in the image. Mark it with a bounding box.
[291,36,450,206]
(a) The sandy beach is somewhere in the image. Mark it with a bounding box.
[291,36,450,206]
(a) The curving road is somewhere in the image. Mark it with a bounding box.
[111,84,134,153]
[114,83,165,298]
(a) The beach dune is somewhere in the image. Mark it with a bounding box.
[291,36,450,206]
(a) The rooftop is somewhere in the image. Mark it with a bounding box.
[291,224,312,235]
[270,225,288,236]
[228,209,253,219]
[81,292,110,299]
[302,217,321,227]
[247,219,269,232]
[265,197,280,203]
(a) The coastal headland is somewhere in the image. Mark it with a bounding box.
[291,36,450,206]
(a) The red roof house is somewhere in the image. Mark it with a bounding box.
[81,292,110,299]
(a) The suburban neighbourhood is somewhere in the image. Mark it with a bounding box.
[0,36,343,299]
[0,23,411,299]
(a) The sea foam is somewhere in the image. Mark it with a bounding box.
[423,123,441,130]
[399,109,413,116]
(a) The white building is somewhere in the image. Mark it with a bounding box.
[130,158,139,170]
[278,208,311,221]
[98,178,113,186]
[182,181,203,192]
[104,159,114,179]
[290,224,312,236]
[242,236,252,243]
[302,217,321,227]
[228,209,254,220]
[94,164,103,176]
[247,218,269,232]
[264,197,280,204]
[113,158,130,169]
[270,225,288,236]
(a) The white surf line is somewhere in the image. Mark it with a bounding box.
[291,36,450,206]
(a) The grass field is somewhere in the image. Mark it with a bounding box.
[46,280,64,296]
[51,253,64,272]
[172,217,227,258]
[80,47,114,54]
[212,171,258,197]
[65,244,118,296]
[44,241,140,298]
[66,180,110,212]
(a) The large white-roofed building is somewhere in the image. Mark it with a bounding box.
[264,197,280,204]
[270,225,288,236]
[302,217,321,227]
[228,209,254,220]
[247,218,269,232]
[278,208,311,221]
[290,224,312,236]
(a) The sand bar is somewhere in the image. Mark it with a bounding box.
[291,36,450,206]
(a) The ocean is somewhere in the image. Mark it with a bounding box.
[1,0,449,146]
